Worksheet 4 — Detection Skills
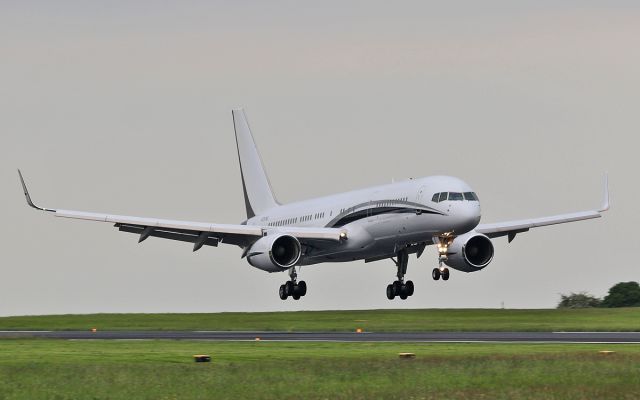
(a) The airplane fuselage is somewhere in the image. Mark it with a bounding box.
[246,175,481,265]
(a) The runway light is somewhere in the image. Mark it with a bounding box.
[255,337,261,341]
[90,328,97,333]
[356,328,363,333]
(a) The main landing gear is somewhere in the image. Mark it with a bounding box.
[279,267,307,300]
[386,249,415,300]
[432,235,452,281]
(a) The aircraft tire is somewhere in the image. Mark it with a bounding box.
[279,284,287,300]
[297,281,307,296]
[386,284,395,300]
[284,281,295,296]
[432,268,441,280]
[442,268,450,281]
[405,280,414,296]
[392,280,402,296]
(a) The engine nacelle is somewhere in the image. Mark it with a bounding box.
[444,232,494,273]
[246,234,302,272]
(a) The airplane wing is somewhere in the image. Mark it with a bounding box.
[475,175,609,243]
[18,170,345,251]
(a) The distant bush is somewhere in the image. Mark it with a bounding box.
[557,292,602,309]
[602,281,640,308]
[558,282,640,309]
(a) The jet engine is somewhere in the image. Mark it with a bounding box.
[443,232,494,272]
[246,234,302,272]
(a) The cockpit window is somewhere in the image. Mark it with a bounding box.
[433,191,479,202]
[464,192,478,201]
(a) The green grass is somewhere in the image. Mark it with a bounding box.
[1,308,640,332]
[1,339,639,399]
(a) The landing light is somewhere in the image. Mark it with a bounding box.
[340,232,347,240]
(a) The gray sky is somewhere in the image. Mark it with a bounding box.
[2,1,638,316]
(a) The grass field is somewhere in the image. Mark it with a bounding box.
[1,308,639,332]
[1,339,639,399]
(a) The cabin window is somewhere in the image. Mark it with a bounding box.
[464,192,478,201]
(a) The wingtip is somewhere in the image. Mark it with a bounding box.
[17,169,33,206]
[599,173,610,213]
[17,170,53,212]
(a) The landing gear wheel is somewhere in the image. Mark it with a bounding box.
[297,281,307,296]
[399,285,408,300]
[386,284,395,300]
[279,284,287,300]
[405,280,414,296]
[284,281,295,297]
[392,281,402,296]
[292,294,300,300]
[442,268,450,281]
[432,268,441,280]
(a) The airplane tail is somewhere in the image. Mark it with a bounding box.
[232,109,279,218]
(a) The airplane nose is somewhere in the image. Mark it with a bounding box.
[454,202,481,233]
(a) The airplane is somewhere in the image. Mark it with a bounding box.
[18,109,610,301]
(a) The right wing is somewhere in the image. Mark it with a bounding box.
[18,170,346,251]
[475,175,609,242]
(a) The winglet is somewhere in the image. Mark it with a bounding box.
[599,173,610,213]
[17,170,54,212]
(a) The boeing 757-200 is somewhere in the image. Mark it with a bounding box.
[19,109,609,300]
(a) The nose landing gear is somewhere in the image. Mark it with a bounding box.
[433,235,452,281]
[431,266,450,281]
[279,267,307,300]
[386,249,415,300]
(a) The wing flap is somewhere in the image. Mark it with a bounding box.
[54,209,264,236]
[117,224,220,248]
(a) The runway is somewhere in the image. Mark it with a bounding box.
[1,330,640,343]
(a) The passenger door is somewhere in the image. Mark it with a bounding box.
[416,186,427,204]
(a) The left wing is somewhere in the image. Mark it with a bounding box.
[18,170,345,251]
[475,175,609,243]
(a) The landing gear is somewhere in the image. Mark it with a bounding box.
[432,267,450,281]
[386,249,415,300]
[279,268,307,300]
[433,235,453,282]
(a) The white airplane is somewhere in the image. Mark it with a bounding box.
[19,109,609,301]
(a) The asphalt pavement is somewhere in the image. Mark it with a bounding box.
[1,330,639,343]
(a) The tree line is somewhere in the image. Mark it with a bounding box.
[557,281,640,309]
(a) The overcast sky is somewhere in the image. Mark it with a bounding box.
[1,1,638,316]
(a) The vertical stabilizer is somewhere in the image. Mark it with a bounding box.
[232,109,279,218]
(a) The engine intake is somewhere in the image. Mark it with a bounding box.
[444,232,494,272]
[246,234,302,272]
